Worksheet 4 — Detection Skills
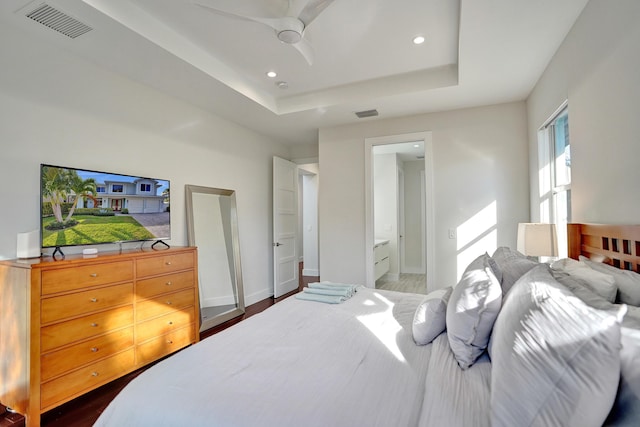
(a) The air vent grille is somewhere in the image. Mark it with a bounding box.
[355,109,379,119]
[25,3,93,39]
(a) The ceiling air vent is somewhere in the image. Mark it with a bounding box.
[355,109,379,119]
[25,3,93,39]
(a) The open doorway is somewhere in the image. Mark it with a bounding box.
[297,164,319,278]
[365,132,434,293]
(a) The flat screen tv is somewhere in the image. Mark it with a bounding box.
[40,164,170,253]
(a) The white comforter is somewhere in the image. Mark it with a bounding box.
[95,288,434,427]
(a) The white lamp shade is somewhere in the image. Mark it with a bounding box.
[517,223,558,257]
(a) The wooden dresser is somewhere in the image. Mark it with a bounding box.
[0,247,199,427]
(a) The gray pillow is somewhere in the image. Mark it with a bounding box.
[551,257,617,302]
[580,256,640,306]
[446,253,502,369]
[490,265,625,427]
[553,273,617,311]
[491,246,538,295]
[412,287,453,345]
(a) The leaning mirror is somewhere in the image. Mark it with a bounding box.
[185,185,245,332]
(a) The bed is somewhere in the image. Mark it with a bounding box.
[94,223,640,427]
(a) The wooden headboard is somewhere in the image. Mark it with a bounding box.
[568,223,640,273]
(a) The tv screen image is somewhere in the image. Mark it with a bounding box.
[40,164,170,249]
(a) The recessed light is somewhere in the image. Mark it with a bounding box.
[266,71,277,78]
[276,81,289,89]
[413,35,425,45]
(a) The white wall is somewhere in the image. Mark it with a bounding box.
[0,23,290,306]
[527,0,640,223]
[319,102,529,288]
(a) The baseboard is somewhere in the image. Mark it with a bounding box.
[244,289,273,306]
[302,268,319,276]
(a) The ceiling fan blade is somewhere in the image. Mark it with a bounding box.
[292,37,314,65]
[194,2,281,31]
[292,0,335,27]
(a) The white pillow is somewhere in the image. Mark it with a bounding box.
[412,287,453,345]
[551,257,617,302]
[580,255,640,306]
[446,253,502,369]
[490,265,625,427]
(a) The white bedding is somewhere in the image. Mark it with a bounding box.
[418,333,491,427]
[95,288,434,427]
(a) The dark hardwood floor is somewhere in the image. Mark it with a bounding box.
[2,264,317,427]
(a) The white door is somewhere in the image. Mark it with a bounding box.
[273,156,299,298]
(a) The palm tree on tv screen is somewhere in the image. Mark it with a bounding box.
[42,166,97,224]
[41,166,68,223]
[65,173,97,221]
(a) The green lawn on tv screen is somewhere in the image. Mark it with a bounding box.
[42,215,155,247]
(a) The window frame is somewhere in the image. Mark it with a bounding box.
[538,101,571,258]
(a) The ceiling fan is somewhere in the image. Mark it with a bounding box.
[194,0,336,65]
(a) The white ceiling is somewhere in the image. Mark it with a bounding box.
[1,0,590,148]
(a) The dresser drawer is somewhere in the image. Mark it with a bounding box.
[136,309,196,343]
[41,261,133,295]
[41,348,135,410]
[41,327,134,381]
[136,326,194,366]
[41,305,133,352]
[41,283,133,324]
[136,289,195,322]
[136,252,194,278]
[136,271,194,300]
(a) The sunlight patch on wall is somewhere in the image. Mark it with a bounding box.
[456,201,498,280]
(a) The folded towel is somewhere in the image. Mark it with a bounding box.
[308,282,360,297]
[295,292,347,304]
[302,287,351,298]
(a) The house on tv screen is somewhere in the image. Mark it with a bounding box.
[80,178,167,214]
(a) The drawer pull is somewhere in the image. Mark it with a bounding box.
[90,298,98,303]
[166,301,172,305]
[90,347,99,353]
[167,340,173,344]
[91,322,98,327]
[90,273,98,278]
[168,321,173,325]
[166,281,172,286]
[91,371,99,377]
[165,261,172,266]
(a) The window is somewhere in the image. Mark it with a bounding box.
[140,183,151,192]
[112,184,123,193]
[96,186,105,193]
[538,104,571,257]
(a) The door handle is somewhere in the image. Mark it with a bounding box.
[273,242,283,247]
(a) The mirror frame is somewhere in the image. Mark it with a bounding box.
[185,184,245,332]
